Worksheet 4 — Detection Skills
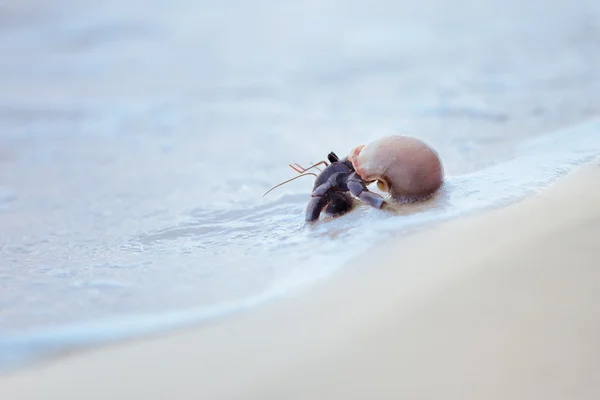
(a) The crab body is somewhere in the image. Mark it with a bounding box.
[305,136,443,221]
[262,135,444,222]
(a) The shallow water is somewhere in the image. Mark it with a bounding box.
[1,0,600,368]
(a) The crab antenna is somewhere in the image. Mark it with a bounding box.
[262,172,318,198]
[289,160,329,175]
[289,163,322,174]
[297,162,324,173]
[289,164,304,174]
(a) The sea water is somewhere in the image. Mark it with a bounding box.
[1,0,600,369]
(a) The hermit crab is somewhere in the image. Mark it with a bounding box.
[263,135,444,222]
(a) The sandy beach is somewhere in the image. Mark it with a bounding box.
[0,157,598,399]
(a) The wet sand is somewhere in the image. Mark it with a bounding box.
[1,158,598,399]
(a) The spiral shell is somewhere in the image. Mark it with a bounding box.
[348,135,443,198]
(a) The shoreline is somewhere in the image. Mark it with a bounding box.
[1,158,600,399]
[2,117,597,372]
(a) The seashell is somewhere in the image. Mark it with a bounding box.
[348,135,443,198]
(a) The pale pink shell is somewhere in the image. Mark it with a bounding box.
[349,135,443,198]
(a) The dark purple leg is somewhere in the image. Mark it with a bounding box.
[305,195,329,222]
[347,173,385,209]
